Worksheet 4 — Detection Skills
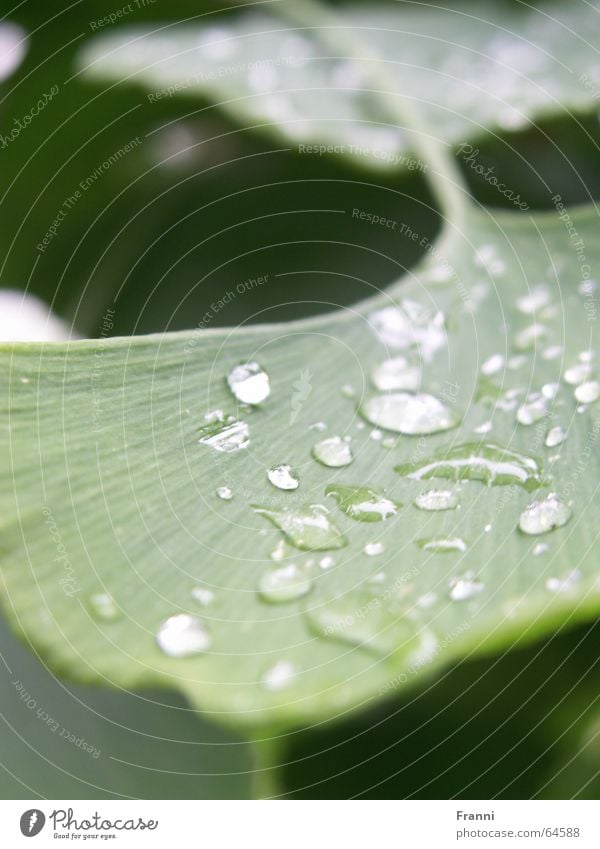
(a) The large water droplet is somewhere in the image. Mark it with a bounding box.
[267,464,299,491]
[418,537,468,553]
[262,660,297,691]
[574,380,600,404]
[368,302,445,362]
[259,563,312,603]
[227,361,270,405]
[312,435,354,467]
[371,356,420,391]
[564,363,592,385]
[414,489,459,511]
[198,412,249,453]
[518,493,572,535]
[326,484,400,522]
[156,614,211,657]
[253,503,348,550]
[396,442,544,490]
[480,353,505,376]
[545,426,567,448]
[361,392,458,435]
[87,592,120,622]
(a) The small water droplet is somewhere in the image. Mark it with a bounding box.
[533,542,548,556]
[198,412,249,453]
[518,493,571,535]
[227,361,270,405]
[575,380,600,404]
[368,302,445,362]
[382,436,397,449]
[262,660,297,691]
[542,345,563,360]
[326,484,400,521]
[564,363,592,385]
[364,542,384,556]
[319,555,335,570]
[259,563,312,603]
[309,421,327,431]
[253,503,347,550]
[191,587,215,606]
[418,537,467,553]
[370,428,383,441]
[87,592,119,622]
[216,486,233,500]
[545,426,567,448]
[480,354,504,376]
[449,575,484,601]
[514,324,547,351]
[517,396,547,426]
[312,435,354,467]
[396,442,544,490]
[516,285,551,315]
[341,383,356,398]
[156,614,211,657]
[474,420,493,435]
[371,356,420,391]
[361,392,458,435]
[267,464,299,491]
[546,569,581,593]
[414,489,458,511]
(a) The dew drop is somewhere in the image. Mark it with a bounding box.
[259,563,312,603]
[564,363,592,385]
[418,537,467,553]
[533,542,548,556]
[371,356,420,391]
[449,575,484,601]
[368,302,445,362]
[198,412,249,453]
[262,660,297,692]
[474,420,493,435]
[227,361,270,405]
[156,614,211,658]
[309,421,327,432]
[216,486,233,500]
[414,489,459,511]
[396,442,544,490]
[516,285,551,315]
[518,493,571,535]
[87,592,120,622]
[312,435,354,467]
[326,483,400,521]
[480,354,505,376]
[364,542,384,556]
[267,464,299,491]
[545,426,567,448]
[361,392,458,435]
[253,503,347,550]
[516,396,547,426]
[191,586,215,607]
[546,569,581,593]
[574,380,600,404]
[341,383,356,398]
[514,323,547,351]
[319,555,335,570]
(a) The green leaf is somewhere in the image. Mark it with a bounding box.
[3,199,600,731]
[78,0,600,172]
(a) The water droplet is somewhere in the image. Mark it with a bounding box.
[198,413,249,453]
[364,542,384,556]
[418,537,467,553]
[309,421,327,431]
[262,660,296,692]
[368,302,446,362]
[542,345,563,360]
[361,392,458,435]
[312,435,354,467]
[259,563,312,603]
[564,363,592,385]
[319,555,335,570]
[216,486,233,500]
[481,354,505,376]
[533,542,548,556]
[474,420,493,435]
[253,503,347,550]
[516,396,547,426]
[326,484,400,521]
[518,493,571,535]
[371,356,420,391]
[449,575,484,601]
[545,426,567,448]
[191,587,215,606]
[516,285,551,315]
[396,442,544,490]
[87,592,119,622]
[382,436,397,449]
[156,614,211,657]
[546,569,581,593]
[575,380,600,404]
[414,489,458,511]
[370,429,383,441]
[514,323,547,351]
[542,382,560,400]
[341,383,356,398]
[227,361,270,405]
[267,464,299,491]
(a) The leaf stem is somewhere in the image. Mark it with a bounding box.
[250,735,287,799]
[277,0,470,227]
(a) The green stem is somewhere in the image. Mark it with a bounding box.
[251,736,287,799]
[278,0,470,228]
